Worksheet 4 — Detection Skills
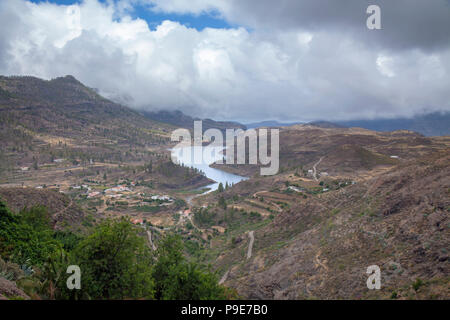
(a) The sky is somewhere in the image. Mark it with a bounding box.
[1,0,450,122]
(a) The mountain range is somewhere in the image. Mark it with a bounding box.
[246,113,450,136]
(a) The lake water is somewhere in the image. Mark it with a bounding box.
[171,145,247,193]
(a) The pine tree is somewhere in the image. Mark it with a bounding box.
[218,196,227,209]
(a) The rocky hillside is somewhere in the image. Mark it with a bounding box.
[212,125,447,178]
[0,75,174,145]
[191,126,449,300]
[209,150,449,299]
[0,75,180,180]
[0,187,85,231]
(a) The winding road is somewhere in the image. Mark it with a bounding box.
[187,214,204,233]
[312,157,324,181]
[219,230,255,285]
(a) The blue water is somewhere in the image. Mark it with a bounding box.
[171,146,247,192]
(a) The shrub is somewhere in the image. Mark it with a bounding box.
[72,218,154,299]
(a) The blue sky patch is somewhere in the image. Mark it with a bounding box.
[28,0,234,30]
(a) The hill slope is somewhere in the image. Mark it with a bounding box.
[220,151,449,299]
[143,110,246,132]
[0,75,174,145]
[190,125,449,299]
[0,75,178,179]
[0,187,85,231]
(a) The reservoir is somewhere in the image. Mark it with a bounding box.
[171,145,247,193]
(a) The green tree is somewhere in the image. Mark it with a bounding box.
[153,235,226,300]
[39,247,77,300]
[20,205,52,231]
[72,218,154,299]
[217,183,224,193]
[0,202,59,266]
[218,196,227,210]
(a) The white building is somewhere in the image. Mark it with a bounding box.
[105,185,131,194]
[88,191,100,198]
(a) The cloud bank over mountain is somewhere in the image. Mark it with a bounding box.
[1,0,449,122]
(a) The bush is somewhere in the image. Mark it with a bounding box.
[0,201,60,266]
[153,235,227,300]
[0,200,230,300]
[72,217,154,299]
[412,278,423,292]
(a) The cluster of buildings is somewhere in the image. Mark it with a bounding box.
[104,185,132,194]
[151,195,172,201]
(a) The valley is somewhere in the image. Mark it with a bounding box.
[0,75,448,300]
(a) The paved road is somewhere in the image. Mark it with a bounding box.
[219,230,255,285]
[219,270,230,285]
[312,157,324,181]
[247,231,255,259]
[147,230,157,251]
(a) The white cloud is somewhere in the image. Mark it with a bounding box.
[0,0,449,122]
[376,55,395,78]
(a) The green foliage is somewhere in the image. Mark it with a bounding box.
[174,198,187,208]
[52,230,83,252]
[38,247,77,299]
[155,161,200,178]
[218,196,227,210]
[0,201,60,266]
[412,278,424,292]
[133,204,162,213]
[72,217,154,299]
[153,235,227,300]
[20,206,52,231]
[250,211,261,218]
[193,207,217,228]
[0,200,228,300]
